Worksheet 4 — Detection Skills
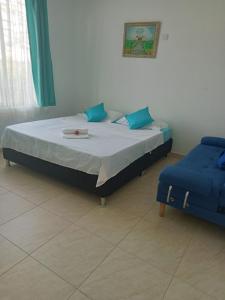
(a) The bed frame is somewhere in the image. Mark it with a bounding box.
[3,138,172,205]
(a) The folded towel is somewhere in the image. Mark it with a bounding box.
[63,128,88,135]
[62,133,89,139]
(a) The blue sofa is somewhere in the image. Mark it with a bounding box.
[157,137,225,227]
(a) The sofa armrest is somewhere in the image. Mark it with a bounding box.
[159,166,212,196]
[220,184,225,207]
[201,136,225,149]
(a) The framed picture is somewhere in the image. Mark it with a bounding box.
[123,22,161,58]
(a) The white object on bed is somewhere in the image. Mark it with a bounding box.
[115,116,128,126]
[63,129,88,135]
[2,114,164,187]
[107,110,124,123]
[62,128,89,139]
[62,134,89,139]
[116,117,169,130]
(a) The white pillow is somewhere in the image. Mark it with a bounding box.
[116,117,169,129]
[107,110,124,123]
[116,116,128,126]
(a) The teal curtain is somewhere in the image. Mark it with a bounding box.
[25,0,56,107]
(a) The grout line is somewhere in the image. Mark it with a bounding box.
[39,202,97,225]
[0,155,188,298]
[76,210,148,291]
[0,205,38,228]
[0,232,30,255]
[30,224,115,289]
[28,221,73,256]
[66,289,80,300]
[0,255,28,280]
[0,249,76,296]
[67,289,93,300]
[10,191,50,206]
[0,228,75,289]
[161,226,198,300]
[4,183,61,206]
[30,255,76,290]
[27,207,152,293]
[78,290,94,300]
[0,187,78,229]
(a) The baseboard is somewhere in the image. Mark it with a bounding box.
[169,152,184,159]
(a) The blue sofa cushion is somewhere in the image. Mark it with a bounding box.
[217,151,225,170]
[160,143,225,200]
[201,136,225,149]
[220,184,225,207]
[159,166,213,197]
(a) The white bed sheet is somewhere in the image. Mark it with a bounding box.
[1,114,164,187]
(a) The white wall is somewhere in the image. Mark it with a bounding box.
[48,0,91,115]
[86,0,225,154]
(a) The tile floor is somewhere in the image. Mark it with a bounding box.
[0,152,224,299]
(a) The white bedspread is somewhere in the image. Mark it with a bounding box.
[1,114,164,187]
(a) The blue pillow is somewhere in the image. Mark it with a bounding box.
[85,103,107,122]
[217,151,225,170]
[125,107,154,129]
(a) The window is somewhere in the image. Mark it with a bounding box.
[0,0,36,108]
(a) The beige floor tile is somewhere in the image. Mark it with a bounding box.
[0,162,61,190]
[0,257,74,300]
[176,223,225,299]
[0,153,223,300]
[11,183,64,205]
[0,186,14,225]
[144,200,202,227]
[0,191,35,225]
[69,290,90,300]
[77,207,139,244]
[133,169,159,186]
[80,248,171,300]
[0,235,27,276]
[0,165,34,189]
[106,155,179,219]
[32,225,114,287]
[0,207,70,253]
[119,214,195,274]
[0,186,8,195]
[108,180,154,218]
[41,190,97,222]
[164,278,215,300]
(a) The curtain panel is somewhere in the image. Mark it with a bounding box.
[0,0,37,108]
[25,0,56,107]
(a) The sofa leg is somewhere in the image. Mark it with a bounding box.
[139,170,146,177]
[159,203,166,217]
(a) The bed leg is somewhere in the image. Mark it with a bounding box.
[100,197,106,207]
[6,160,11,167]
[139,170,146,177]
[159,203,166,217]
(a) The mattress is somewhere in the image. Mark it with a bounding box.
[1,114,165,187]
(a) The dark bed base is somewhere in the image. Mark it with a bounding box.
[3,138,172,200]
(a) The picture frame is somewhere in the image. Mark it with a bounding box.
[123,22,161,58]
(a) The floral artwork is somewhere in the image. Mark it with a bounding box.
[123,22,161,58]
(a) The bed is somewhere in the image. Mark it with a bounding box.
[2,114,172,205]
